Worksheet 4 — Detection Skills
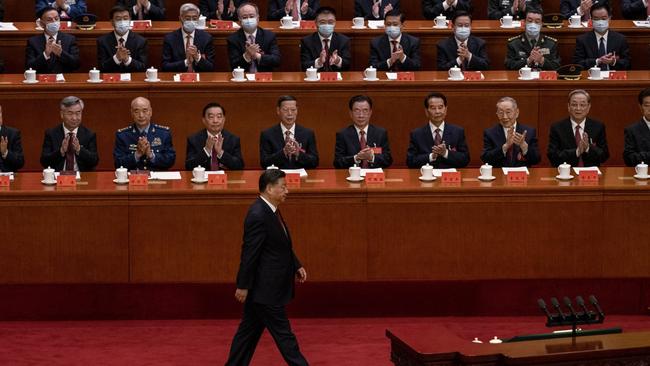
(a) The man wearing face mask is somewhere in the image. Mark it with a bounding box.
[369,9,421,71]
[437,11,489,70]
[488,0,541,20]
[35,0,87,21]
[97,5,148,73]
[300,6,350,71]
[228,2,282,72]
[116,0,166,21]
[268,0,320,20]
[162,3,215,72]
[573,3,630,70]
[26,7,80,74]
[505,9,560,70]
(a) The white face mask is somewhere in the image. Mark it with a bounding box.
[454,26,470,41]
[183,20,198,33]
[45,21,60,35]
[592,19,609,34]
[115,20,130,35]
[385,25,401,39]
[525,22,541,39]
[318,24,334,37]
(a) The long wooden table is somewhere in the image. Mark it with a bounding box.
[1,20,648,74]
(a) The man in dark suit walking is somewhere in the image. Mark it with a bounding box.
[228,2,282,72]
[97,5,148,73]
[0,105,25,172]
[186,102,244,170]
[369,10,421,71]
[573,3,630,70]
[624,88,650,166]
[547,89,609,167]
[481,97,540,167]
[40,96,98,172]
[162,3,215,72]
[407,92,469,169]
[437,11,489,70]
[268,0,320,20]
[334,95,392,169]
[117,0,166,20]
[26,7,80,74]
[260,95,319,169]
[225,169,309,366]
[300,6,350,71]
[355,0,400,20]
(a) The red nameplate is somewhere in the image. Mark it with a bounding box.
[0,175,9,187]
[365,172,385,183]
[129,174,149,186]
[441,171,461,183]
[285,173,301,186]
[319,72,338,81]
[38,74,57,83]
[132,20,152,30]
[539,71,558,80]
[578,170,599,182]
[463,71,482,81]
[608,71,627,80]
[56,175,76,187]
[59,22,70,30]
[507,171,528,183]
[255,72,273,82]
[210,20,233,29]
[102,73,121,82]
[300,20,316,29]
[397,72,414,81]
[370,146,383,154]
[180,73,198,82]
[208,173,227,185]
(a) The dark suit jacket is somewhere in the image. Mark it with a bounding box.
[573,30,631,70]
[35,0,86,19]
[0,0,4,21]
[227,28,282,72]
[0,125,25,172]
[260,124,318,169]
[488,0,541,20]
[268,0,320,20]
[437,35,489,70]
[300,32,351,71]
[117,0,166,20]
[369,33,421,71]
[185,128,244,170]
[560,0,609,19]
[622,0,648,19]
[40,124,99,171]
[547,117,609,167]
[406,122,469,168]
[334,124,392,168]
[422,0,472,19]
[25,32,80,73]
[623,119,650,166]
[162,29,215,72]
[481,123,540,167]
[96,31,148,73]
[355,0,400,19]
[199,0,242,20]
[236,197,302,306]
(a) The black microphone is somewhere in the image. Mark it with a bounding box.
[538,298,553,319]
[576,296,592,322]
[551,297,566,320]
[563,296,578,320]
[589,295,605,318]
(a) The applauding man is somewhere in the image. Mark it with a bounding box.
[97,5,148,72]
[26,7,80,73]
[162,3,215,72]
[300,6,350,71]
[228,2,282,72]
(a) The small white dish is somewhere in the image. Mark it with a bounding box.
[633,174,650,180]
[556,174,574,180]
[41,179,57,185]
[500,25,518,29]
[22,79,39,84]
[144,78,161,82]
[418,176,436,182]
[113,178,129,184]
[447,77,464,81]
[363,77,379,81]
[351,25,366,29]
[478,175,496,181]
[568,24,583,28]
[87,79,103,83]
[304,77,319,82]
[518,77,534,80]
[191,178,209,184]
[346,176,364,182]
[433,25,448,29]
[230,78,246,82]
[279,25,296,30]
[587,76,603,81]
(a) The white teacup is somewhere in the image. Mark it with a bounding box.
[146,67,158,81]
[348,164,361,180]
[281,15,293,28]
[232,67,245,80]
[435,14,447,28]
[558,162,571,177]
[115,166,128,181]
[305,66,318,80]
[589,67,601,79]
[363,66,377,80]
[448,66,462,80]
[193,165,206,181]
[89,67,100,82]
[24,68,36,82]
[500,14,513,27]
[266,164,279,170]
[635,162,648,177]
[420,164,434,179]
[352,17,364,28]
[198,15,206,28]
[519,66,532,79]
[480,163,492,178]
[43,167,55,183]
[569,14,581,27]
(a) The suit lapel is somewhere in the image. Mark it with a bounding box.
[563,119,577,148]
[639,120,650,145]
[349,126,361,151]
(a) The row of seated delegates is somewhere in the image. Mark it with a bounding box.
[35,0,165,21]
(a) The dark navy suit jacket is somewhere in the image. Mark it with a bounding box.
[162,29,215,72]
[96,31,148,72]
[422,0,472,19]
[573,30,631,70]
[185,128,244,170]
[117,0,166,20]
[260,124,319,169]
[268,0,320,20]
[623,119,650,166]
[334,124,392,168]
[481,123,540,167]
[437,35,489,70]
[547,117,609,167]
[0,126,25,172]
[561,0,609,19]
[406,122,469,168]
[199,0,242,20]
[25,32,80,73]
[300,32,351,71]
[369,33,421,71]
[35,0,86,19]
[40,124,98,171]
[354,0,400,19]
[227,28,282,72]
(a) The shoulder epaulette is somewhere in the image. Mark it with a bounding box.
[117,126,131,132]
[154,124,170,130]
[544,35,558,42]
[507,35,520,42]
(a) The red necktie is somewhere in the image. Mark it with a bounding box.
[65,132,75,172]
[647,2,650,18]
[138,4,144,20]
[284,130,292,159]
[248,35,258,73]
[210,146,220,171]
[359,130,369,168]
[323,38,330,70]
[434,128,442,146]
[291,0,299,20]
[391,40,400,71]
[185,35,194,73]
[575,125,584,167]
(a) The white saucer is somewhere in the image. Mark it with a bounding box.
[87,79,103,83]
[351,25,366,29]
[113,178,129,184]
[41,180,57,185]
[433,25,448,29]
[22,80,39,84]
[587,77,603,81]
[191,178,209,183]
[363,77,379,81]
[568,24,583,28]
[500,25,518,28]
[518,77,534,80]
[418,176,436,182]
[478,175,496,181]
[144,78,161,82]
[346,176,364,182]
[279,25,296,30]
[556,174,574,180]
[230,78,247,82]
[633,174,650,180]
[447,77,464,81]
[303,78,319,82]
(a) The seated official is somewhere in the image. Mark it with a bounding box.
[407,92,469,169]
[228,2,281,72]
[355,0,399,20]
[573,3,631,70]
[260,95,319,169]
[0,105,25,172]
[623,88,650,166]
[117,0,166,20]
[423,0,472,19]
[186,102,244,170]
[162,3,215,72]
[200,0,243,21]
[114,97,176,170]
[505,9,560,70]
[369,10,421,71]
[548,89,609,167]
[481,97,540,167]
[40,96,98,172]
[26,7,80,74]
[300,6,350,71]
[561,0,608,20]
[97,5,148,73]
[622,0,650,19]
[437,11,489,71]
[334,95,392,169]
[488,0,541,20]
[36,0,86,20]
[268,0,320,20]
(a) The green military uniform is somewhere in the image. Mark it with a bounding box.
[505,34,561,71]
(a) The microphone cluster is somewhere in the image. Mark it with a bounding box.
[537,295,605,327]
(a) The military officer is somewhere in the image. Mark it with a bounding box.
[505,9,560,70]
[113,96,176,170]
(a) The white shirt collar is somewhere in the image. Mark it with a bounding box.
[44,33,58,41]
[571,118,586,131]
[354,124,369,136]
[429,121,445,134]
[260,195,277,212]
[502,122,517,136]
[182,30,196,39]
[388,34,402,43]
[595,31,609,41]
[207,129,222,139]
[114,30,130,43]
[318,33,332,43]
[244,29,258,39]
[643,116,650,129]
[280,123,295,138]
[62,124,78,135]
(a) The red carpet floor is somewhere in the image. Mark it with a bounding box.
[0,316,649,365]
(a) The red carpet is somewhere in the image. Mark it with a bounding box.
[0,316,649,365]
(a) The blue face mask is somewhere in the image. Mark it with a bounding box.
[592,19,609,34]
[525,22,541,39]
[318,24,335,37]
[115,20,130,35]
[183,20,198,33]
[241,17,258,32]
[45,21,60,35]
[454,26,470,41]
[385,25,401,39]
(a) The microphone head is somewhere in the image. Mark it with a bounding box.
[537,298,547,309]
[563,296,572,306]
[551,297,560,307]
[589,295,599,305]
[576,296,585,306]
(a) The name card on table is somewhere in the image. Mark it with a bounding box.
[539,71,557,80]
[210,20,233,29]
[608,71,627,80]
[285,173,301,186]
[507,171,528,183]
[0,175,9,187]
[463,71,482,81]
[370,146,383,154]
[300,20,316,29]
[180,73,199,82]
[365,172,385,183]
[208,173,227,185]
[255,72,273,82]
[56,175,76,187]
[578,170,599,182]
[397,72,415,81]
[59,21,71,30]
[129,174,149,186]
[38,74,57,83]
[441,171,461,183]
[102,73,121,82]
[319,72,338,81]
[132,20,152,30]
